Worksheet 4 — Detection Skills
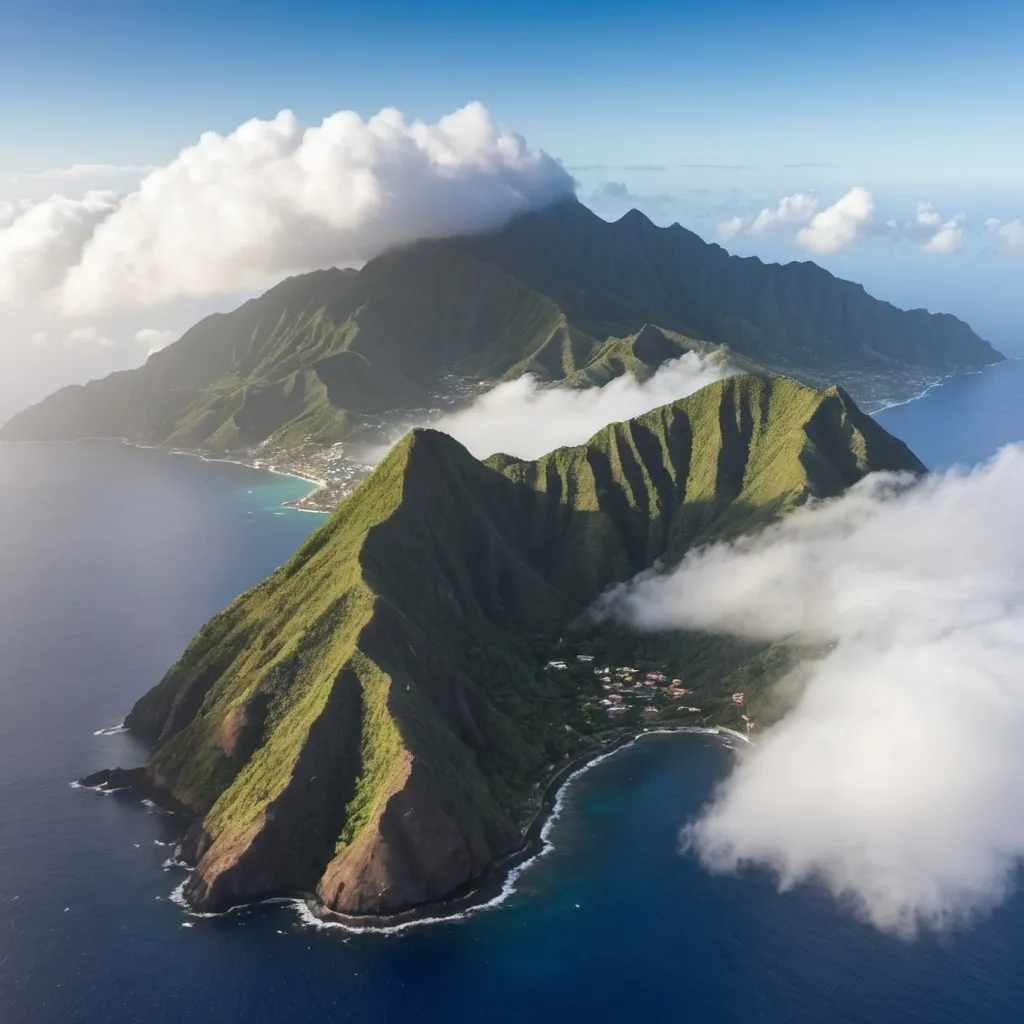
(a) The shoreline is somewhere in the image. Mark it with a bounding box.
[867,356,1016,417]
[157,724,747,936]
[4,361,1011,516]
[0,435,331,512]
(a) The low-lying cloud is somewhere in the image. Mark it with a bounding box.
[986,218,1024,257]
[0,102,574,313]
[718,190,974,254]
[429,352,733,461]
[718,193,820,241]
[608,446,1024,936]
[795,186,875,254]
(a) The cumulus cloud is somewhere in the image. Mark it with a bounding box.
[588,181,675,206]
[0,102,573,313]
[134,327,177,354]
[425,352,733,461]
[921,215,965,254]
[718,193,819,240]
[0,191,119,303]
[986,218,1024,256]
[911,202,965,254]
[719,192,970,254]
[607,447,1024,936]
[30,163,155,181]
[716,215,747,241]
[914,201,942,229]
[795,186,875,253]
[66,325,116,348]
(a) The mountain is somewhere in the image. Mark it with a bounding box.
[91,374,924,918]
[0,200,1000,451]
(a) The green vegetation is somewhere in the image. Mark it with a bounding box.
[119,374,924,917]
[0,200,999,450]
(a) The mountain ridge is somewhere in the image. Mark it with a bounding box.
[1,199,1000,453]
[88,373,926,918]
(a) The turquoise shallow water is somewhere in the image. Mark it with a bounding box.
[2,365,1024,1024]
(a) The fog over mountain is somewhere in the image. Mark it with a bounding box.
[609,445,1024,936]
[427,352,733,460]
[0,102,573,314]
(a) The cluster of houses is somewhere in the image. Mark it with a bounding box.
[545,654,759,731]
[563,658,703,718]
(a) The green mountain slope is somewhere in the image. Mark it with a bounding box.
[104,375,923,917]
[1,200,1000,451]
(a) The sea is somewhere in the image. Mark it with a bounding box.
[1,359,1024,1024]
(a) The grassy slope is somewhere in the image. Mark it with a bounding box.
[123,374,923,915]
[0,202,999,451]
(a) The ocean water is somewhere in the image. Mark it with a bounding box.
[874,357,1024,470]
[1,363,1024,1024]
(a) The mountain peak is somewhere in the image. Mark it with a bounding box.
[112,374,923,919]
[0,200,1001,451]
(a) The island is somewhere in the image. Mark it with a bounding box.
[81,373,925,921]
[0,199,999,513]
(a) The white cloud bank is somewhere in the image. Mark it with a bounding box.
[0,102,574,313]
[0,191,119,302]
[795,186,875,253]
[986,218,1024,257]
[718,193,819,241]
[429,352,733,461]
[719,191,971,254]
[608,446,1024,936]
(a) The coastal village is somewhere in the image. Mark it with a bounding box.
[546,655,757,733]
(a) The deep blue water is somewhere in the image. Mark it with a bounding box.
[2,362,1024,1024]
[874,358,1024,470]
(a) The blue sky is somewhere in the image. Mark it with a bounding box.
[0,0,1021,419]
[3,0,1022,185]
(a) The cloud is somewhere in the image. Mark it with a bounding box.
[718,192,967,254]
[588,181,675,206]
[795,187,875,253]
[912,202,965,254]
[681,163,758,171]
[607,446,1024,936]
[985,218,1024,256]
[0,192,120,303]
[568,164,671,172]
[30,163,156,181]
[422,352,734,461]
[716,216,747,241]
[915,202,943,229]
[921,216,965,254]
[134,327,177,354]
[0,102,573,312]
[66,325,116,348]
[719,193,819,240]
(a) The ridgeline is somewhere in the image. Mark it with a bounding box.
[92,374,924,917]
[1,199,999,453]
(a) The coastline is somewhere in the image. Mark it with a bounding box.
[157,724,747,936]
[0,435,331,512]
[163,448,330,512]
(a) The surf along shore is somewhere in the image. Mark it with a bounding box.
[110,725,746,935]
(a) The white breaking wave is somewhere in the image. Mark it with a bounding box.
[162,728,734,934]
[93,723,128,736]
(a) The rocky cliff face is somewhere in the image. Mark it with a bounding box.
[97,374,924,916]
